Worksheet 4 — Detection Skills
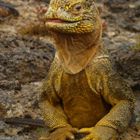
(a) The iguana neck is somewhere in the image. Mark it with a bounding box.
[52,30,102,74]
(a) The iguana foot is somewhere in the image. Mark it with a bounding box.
[79,126,118,140]
[39,126,78,140]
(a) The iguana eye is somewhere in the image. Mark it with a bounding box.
[74,4,82,11]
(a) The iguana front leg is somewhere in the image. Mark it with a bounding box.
[39,60,78,140]
[80,59,135,140]
[39,100,78,140]
[79,100,132,140]
[79,126,117,140]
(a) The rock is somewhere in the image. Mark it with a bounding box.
[0,80,21,90]
[119,20,140,32]
[0,0,19,22]
[35,0,50,3]
[0,121,8,132]
[0,33,55,84]
[103,0,140,32]
[0,136,24,140]
[104,0,129,13]
[103,33,140,89]
[108,43,140,88]
[4,127,21,136]
[0,104,6,118]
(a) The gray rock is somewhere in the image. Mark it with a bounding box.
[0,33,55,84]
[0,121,8,132]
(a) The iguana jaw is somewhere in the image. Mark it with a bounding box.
[46,18,80,23]
[45,18,94,34]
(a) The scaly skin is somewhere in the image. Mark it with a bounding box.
[45,0,101,34]
[40,49,134,140]
[37,0,135,140]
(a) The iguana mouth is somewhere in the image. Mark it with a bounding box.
[46,18,80,24]
[45,18,94,34]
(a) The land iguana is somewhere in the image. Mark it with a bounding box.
[21,0,135,140]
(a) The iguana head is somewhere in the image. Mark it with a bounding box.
[45,0,102,34]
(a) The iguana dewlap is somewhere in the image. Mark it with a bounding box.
[56,57,110,128]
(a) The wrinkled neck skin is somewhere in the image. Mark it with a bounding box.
[51,29,102,74]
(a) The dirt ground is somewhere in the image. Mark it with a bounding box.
[0,0,140,140]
